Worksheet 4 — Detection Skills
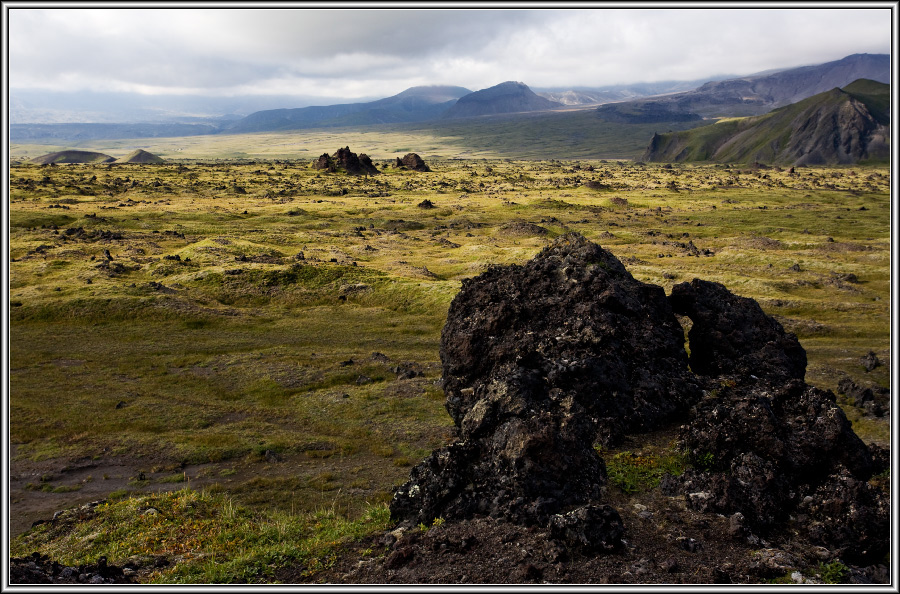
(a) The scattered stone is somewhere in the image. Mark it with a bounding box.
[548,505,624,553]
[860,350,881,371]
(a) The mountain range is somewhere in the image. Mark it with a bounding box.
[641,79,890,165]
[598,53,889,121]
[8,53,891,156]
[223,85,472,134]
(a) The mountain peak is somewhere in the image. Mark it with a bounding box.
[442,81,562,119]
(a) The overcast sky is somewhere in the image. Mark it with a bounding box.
[8,5,894,99]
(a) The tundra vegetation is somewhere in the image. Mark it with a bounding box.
[8,154,890,583]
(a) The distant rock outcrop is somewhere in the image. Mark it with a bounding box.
[443,82,562,119]
[642,80,890,165]
[115,149,164,164]
[393,153,430,172]
[312,147,379,175]
[390,233,888,562]
[30,150,115,165]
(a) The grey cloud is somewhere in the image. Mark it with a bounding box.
[9,7,891,97]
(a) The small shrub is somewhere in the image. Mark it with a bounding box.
[602,449,688,494]
[819,561,849,584]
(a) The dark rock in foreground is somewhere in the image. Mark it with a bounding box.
[390,232,888,565]
[393,233,701,528]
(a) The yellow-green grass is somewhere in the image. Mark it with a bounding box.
[9,109,707,162]
[10,487,391,583]
[9,159,891,581]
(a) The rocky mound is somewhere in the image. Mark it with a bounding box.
[115,149,164,164]
[389,232,888,567]
[30,150,115,165]
[312,147,379,175]
[669,279,807,385]
[496,221,549,236]
[394,153,430,172]
[10,551,135,585]
[392,234,703,534]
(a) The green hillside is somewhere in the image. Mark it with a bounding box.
[642,80,890,165]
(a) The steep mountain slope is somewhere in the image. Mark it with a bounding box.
[225,86,471,133]
[30,150,116,164]
[442,81,562,119]
[642,79,890,165]
[603,53,889,119]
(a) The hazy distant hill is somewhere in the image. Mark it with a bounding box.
[603,53,890,119]
[116,149,165,164]
[642,79,890,165]
[225,86,471,133]
[31,150,116,164]
[535,77,735,106]
[442,82,562,119]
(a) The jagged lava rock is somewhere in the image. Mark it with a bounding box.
[312,153,336,172]
[677,379,888,563]
[669,279,807,385]
[397,152,430,172]
[391,233,700,529]
[441,233,700,441]
[314,147,379,175]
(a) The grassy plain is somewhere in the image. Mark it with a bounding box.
[8,154,891,582]
[8,109,706,162]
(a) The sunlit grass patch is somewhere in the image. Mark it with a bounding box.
[10,487,391,583]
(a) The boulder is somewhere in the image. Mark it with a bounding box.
[676,380,887,561]
[391,233,701,528]
[396,153,431,172]
[312,153,336,172]
[313,147,379,175]
[669,279,807,385]
[390,232,887,563]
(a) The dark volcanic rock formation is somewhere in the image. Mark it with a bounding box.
[677,380,888,563]
[440,234,701,440]
[312,153,336,172]
[669,279,807,385]
[391,234,702,531]
[313,147,379,175]
[394,153,430,172]
[390,232,887,562]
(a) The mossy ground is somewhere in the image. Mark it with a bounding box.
[8,157,891,582]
